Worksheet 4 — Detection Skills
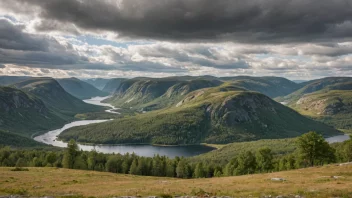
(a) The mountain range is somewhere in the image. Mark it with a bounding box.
[59,82,339,145]
[0,75,349,147]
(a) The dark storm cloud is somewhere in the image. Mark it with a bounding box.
[0,20,187,72]
[0,19,90,68]
[0,19,51,51]
[0,64,5,68]
[3,0,352,43]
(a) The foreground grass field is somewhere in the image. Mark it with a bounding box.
[1,165,352,197]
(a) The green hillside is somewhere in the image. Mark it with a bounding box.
[59,84,339,145]
[0,86,66,137]
[104,78,182,109]
[190,138,297,164]
[57,77,108,99]
[276,77,352,130]
[13,77,103,118]
[105,76,300,112]
[289,90,352,130]
[277,77,352,104]
[0,130,48,148]
[220,76,302,98]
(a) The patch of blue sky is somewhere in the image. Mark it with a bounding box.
[255,53,311,62]
[73,35,154,48]
[338,54,352,58]
[0,15,19,23]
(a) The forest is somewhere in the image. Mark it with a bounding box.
[1,132,351,179]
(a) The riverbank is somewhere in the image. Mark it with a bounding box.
[1,164,352,197]
[33,96,351,158]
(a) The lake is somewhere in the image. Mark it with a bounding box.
[34,96,350,158]
[33,97,215,158]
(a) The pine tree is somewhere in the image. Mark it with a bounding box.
[63,139,79,169]
[176,159,187,178]
[165,159,175,177]
[343,137,352,162]
[152,155,163,176]
[129,159,138,175]
[194,162,205,178]
[106,156,119,173]
[236,151,256,175]
[256,148,273,173]
[279,157,288,171]
[87,150,98,170]
[137,158,146,175]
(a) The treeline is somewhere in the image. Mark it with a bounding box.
[1,132,351,178]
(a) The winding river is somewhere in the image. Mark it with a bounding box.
[34,96,214,158]
[34,96,350,157]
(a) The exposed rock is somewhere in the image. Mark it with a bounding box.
[271,177,286,181]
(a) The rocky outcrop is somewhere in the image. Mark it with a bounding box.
[207,93,277,126]
[296,94,347,115]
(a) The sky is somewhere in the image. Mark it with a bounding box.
[0,0,352,80]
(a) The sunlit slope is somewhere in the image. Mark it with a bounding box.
[60,84,339,145]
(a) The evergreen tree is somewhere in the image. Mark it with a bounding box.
[63,139,79,169]
[122,159,130,174]
[194,162,205,178]
[106,156,119,173]
[165,160,175,177]
[176,159,188,178]
[73,155,88,170]
[256,148,273,172]
[279,157,287,171]
[137,158,147,175]
[88,150,98,170]
[343,137,352,162]
[236,151,256,175]
[45,152,57,167]
[129,159,139,175]
[286,154,296,170]
[152,155,163,176]
[214,170,222,177]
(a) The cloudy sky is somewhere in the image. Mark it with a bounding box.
[0,0,352,80]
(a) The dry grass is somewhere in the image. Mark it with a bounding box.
[0,165,352,198]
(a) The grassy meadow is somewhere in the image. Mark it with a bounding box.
[1,165,352,197]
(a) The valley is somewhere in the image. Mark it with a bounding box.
[2,3,352,197]
[1,75,352,198]
[58,80,340,145]
[34,97,214,157]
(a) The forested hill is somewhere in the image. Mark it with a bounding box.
[57,77,109,99]
[0,130,49,148]
[59,84,339,145]
[276,77,352,130]
[0,86,66,137]
[277,77,352,104]
[222,76,302,98]
[105,78,222,111]
[104,76,300,111]
[13,77,103,117]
